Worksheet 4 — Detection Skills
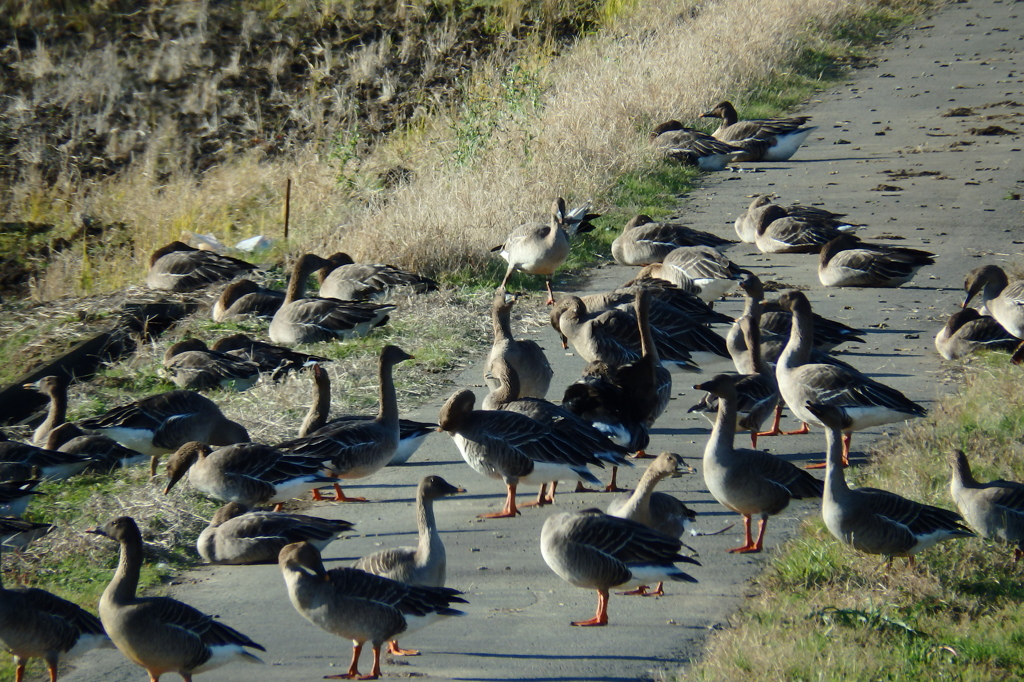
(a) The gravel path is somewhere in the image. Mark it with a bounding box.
[62,1,1023,680]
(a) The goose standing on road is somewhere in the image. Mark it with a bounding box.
[484,289,552,399]
[89,516,266,681]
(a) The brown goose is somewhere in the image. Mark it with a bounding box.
[540,509,699,626]
[629,245,747,303]
[771,291,926,467]
[649,120,747,171]
[269,253,394,345]
[276,345,413,501]
[697,373,823,553]
[752,203,857,254]
[963,264,1024,342]
[88,517,265,681]
[163,441,335,509]
[0,478,43,518]
[611,214,733,266]
[210,333,329,382]
[162,339,261,392]
[354,475,464,655]
[734,194,854,243]
[197,502,354,565]
[24,375,72,447]
[317,252,438,301]
[211,279,284,322]
[818,234,935,288]
[0,569,112,682]
[606,452,697,595]
[146,241,257,293]
[700,101,816,161]
[0,517,55,551]
[279,541,466,680]
[492,198,597,305]
[809,404,973,563]
[949,449,1024,561]
[77,390,250,476]
[935,309,1020,361]
[484,289,552,399]
[0,439,94,481]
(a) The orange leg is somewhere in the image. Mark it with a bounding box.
[750,432,759,449]
[605,466,626,493]
[619,584,650,596]
[728,515,767,553]
[272,502,284,512]
[325,641,377,679]
[520,482,555,508]
[806,433,852,470]
[631,449,653,459]
[387,640,419,656]
[317,483,368,503]
[46,660,58,682]
[545,278,556,305]
[572,588,610,626]
[478,484,521,518]
[783,422,811,436]
[755,404,785,438]
[15,662,24,682]
[648,581,665,596]
[575,480,599,493]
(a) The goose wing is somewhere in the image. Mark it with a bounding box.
[856,488,972,538]
[804,366,927,417]
[324,567,466,616]
[560,511,698,567]
[277,419,392,469]
[739,448,824,499]
[133,596,264,668]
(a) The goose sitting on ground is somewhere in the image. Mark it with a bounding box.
[317,252,439,301]
[768,291,927,467]
[0,517,55,552]
[752,203,857,254]
[0,568,112,682]
[0,439,95,481]
[24,375,73,447]
[146,241,257,293]
[935,309,1020,361]
[354,475,465,655]
[734,194,855,243]
[438,389,621,518]
[949,449,1024,561]
[279,541,466,680]
[611,214,734,266]
[162,339,261,392]
[809,404,973,564]
[211,279,284,322]
[484,289,552,399]
[700,100,816,161]
[627,245,747,304]
[818,234,936,288]
[210,333,329,382]
[276,346,413,500]
[607,452,697,595]
[269,253,394,345]
[697,373,823,553]
[88,517,265,680]
[492,198,598,305]
[649,120,748,171]
[77,390,250,477]
[164,442,335,510]
[0,478,43,518]
[540,509,700,626]
[963,265,1024,354]
[197,502,354,565]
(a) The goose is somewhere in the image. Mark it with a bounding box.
[649,120,747,171]
[696,373,823,553]
[819,234,936,288]
[540,509,700,626]
[963,264,1024,344]
[317,252,439,301]
[734,194,854,243]
[88,516,265,680]
[607,452,697,595]
[197,502,354,565]
[752,203,857,254]
[0,517,55,552]
[211,279,284,322]
[23,375,72,447]
[949,449,1024,561]
[438,388,620,518]
[276,345,413,501]
[279,541,466,680]
[549,295,709,370]
[491,197,597,305]
[628,245,747,303]
[482,356,632,499]
[0,440,94,481]
[354,475,464,655]
[77,390,250,476]
[809,404,973,563]
[0,478,43,517]
[700,101,816,161]
[269,253,394,345]
[0,568,112,682]
[162,339,261,392]
[770,291,927,466]
[163,441,335,510]
[146,241,257,293]
[935,309,1020,361]
[689,316,780,448]
[484,289,553,399]
[611,214,734,266]
[210,333,328,382]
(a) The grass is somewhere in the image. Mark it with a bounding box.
[686,353,1024,681]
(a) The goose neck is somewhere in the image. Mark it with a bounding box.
[283,259,314,305]
[823,426,850,502]
[299,372,331,437]
[778,302,813,371]
[376,358,400,426]
[416,494,442,566]
[706,390,739,463]
[107,535,143,605]
[493,304,515,343]
[36,384,68,446]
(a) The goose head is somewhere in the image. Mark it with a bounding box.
[210,502,250,527]
[650,120,686,141]
[963,264,1008,308]
[87,515,142,544]
[737,273,764,302]
[149,241,195,266]
[438,390,476,433]
[379,345,414,367]
[622,214,655,232]
[163,442,213,495]
[776,290,812,316]
[164,338,209,362]
[692,373,742,400]
[649,452,694,478]
[420,475,466,501]
[279,541,328,578]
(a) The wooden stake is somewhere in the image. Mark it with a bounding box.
[283,177,292,242]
